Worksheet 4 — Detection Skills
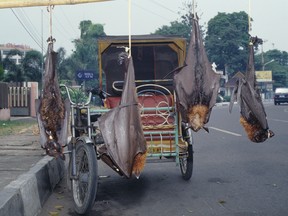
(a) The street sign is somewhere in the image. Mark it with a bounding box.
[76,70,96,80]
[256,70,272,82]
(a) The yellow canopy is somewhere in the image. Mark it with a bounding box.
[0,0,112,9]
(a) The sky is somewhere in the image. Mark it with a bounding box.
[0,0,287,56]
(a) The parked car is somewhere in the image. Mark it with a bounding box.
[274,88,288,105]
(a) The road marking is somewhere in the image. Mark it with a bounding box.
[209,127,242,136]
[268,118,288,123]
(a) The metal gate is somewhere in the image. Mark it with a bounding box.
[9,86,31,116]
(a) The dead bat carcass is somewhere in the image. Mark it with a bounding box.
[229,36,274,143]
[173,15,220,132]
[36,38,70,159]
[98,53,147,179]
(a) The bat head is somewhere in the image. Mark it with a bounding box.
[188,105,209,132]
[252,129,275,143]
[240,116,275,143]
[132,152,147,179]
[45,139,65,160]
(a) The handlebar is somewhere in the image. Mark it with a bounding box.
[60,84,92,106]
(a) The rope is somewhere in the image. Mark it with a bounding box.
[47,4,54,38]
[192,0,195,15]
[128,0,131,57]
[248,0,251,33]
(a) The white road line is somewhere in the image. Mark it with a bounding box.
[268,118,288,123]
[209,127,242,136]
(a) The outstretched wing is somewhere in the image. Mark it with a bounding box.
[99,54,147,178]
[173,15,220,131]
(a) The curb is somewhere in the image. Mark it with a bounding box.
[0,156,64,216]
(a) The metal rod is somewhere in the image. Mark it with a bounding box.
[0,0,112,9]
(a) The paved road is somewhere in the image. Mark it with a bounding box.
[40,103,288,216]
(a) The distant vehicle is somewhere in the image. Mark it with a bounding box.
[274,88,288,105]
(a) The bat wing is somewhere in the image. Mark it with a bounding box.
[57,99,71,146]
[173,15,220,130]
[99,55,147,178]
[36,39,68,158]
[231,37,274,142]
[35,99,47,148]
[240,80,268,129]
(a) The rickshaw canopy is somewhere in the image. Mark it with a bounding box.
[97,35,187,95]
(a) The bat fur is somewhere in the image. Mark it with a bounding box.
[37,38,68,159]
[174,15,220,132]
[132,152,147,179]
[229,36,274,143]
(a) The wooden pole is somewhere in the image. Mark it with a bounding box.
[0,0,112,9]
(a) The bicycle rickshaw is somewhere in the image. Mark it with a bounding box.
[58,35,195,214]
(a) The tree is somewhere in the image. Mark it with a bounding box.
[2,49,24,83]
[255,49,288,88]
[73,21,105,70]
[69,21,106,88]
[204,11,250,77]
[153,2,193,41]
[57,47,79,85]
[22,50,43,83]
[153,21,191,40]
[0,55,4,81]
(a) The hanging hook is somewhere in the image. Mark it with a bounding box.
[47,4,55,43]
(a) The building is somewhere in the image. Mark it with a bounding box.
[0,43,32,65]
[224,72,245,97]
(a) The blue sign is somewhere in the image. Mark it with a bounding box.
[76,70,96,80]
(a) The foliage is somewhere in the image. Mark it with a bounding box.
[204,11,250,77]
[2,49,24,82]
[153,2,193,42]
[60,86,88,104]
[21,50,43,83]
[1,49,43,84]
[254,49,288,89]
[56,21,106,89]
[153,21,191,41]
[0,65,3,81]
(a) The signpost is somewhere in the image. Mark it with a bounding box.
[256,70,273,99]
[76,70,96,81]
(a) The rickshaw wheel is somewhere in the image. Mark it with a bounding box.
[180,144,193,180]
[72,140,98,214]
[180,125,194,180]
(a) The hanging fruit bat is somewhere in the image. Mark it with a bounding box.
[35,37,70,159]
[229,36,274,143]
[98,52,147,178]
[173,14,220,132]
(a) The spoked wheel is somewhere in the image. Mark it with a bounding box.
[72,140,98,215]
[180,125,194,180]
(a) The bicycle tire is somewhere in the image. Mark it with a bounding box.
[72,140,98,214]
[180,125,193,180]
[180,144,193,180]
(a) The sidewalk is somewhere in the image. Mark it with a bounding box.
[0,118,64,216]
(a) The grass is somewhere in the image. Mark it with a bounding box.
[0,120,37,136]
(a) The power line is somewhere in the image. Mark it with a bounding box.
[131,2,172,22]
[59,6,78,36]
[150,0,178,15]
[10,8,43,51]
[19,8,42,42]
